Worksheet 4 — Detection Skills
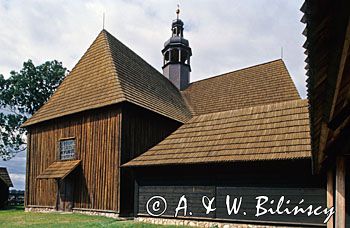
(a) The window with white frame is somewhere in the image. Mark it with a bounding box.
[59,139,75,160]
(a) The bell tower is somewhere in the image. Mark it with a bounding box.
[162,6,192,90]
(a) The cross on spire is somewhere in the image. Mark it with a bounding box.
[176,4,180,20]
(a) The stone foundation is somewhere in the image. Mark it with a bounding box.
[25,206,56,213]
[135,217,299,228]
[72,208,120,219]
[25,206,122,219]
[25,208,300,228]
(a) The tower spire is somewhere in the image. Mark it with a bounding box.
[161,7,192,90]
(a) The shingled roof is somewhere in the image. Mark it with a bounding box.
[182,59,300,115]
[0,167,13,187]
[124,99,311,166]
[22,30,191,127]
[37,160,81,179]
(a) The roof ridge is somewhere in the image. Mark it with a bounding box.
[102,30,127,101]
[278,59,301,98]
[188,59,283,86]
[188,99,308,120]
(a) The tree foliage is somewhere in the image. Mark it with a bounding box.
[0,60,66,160]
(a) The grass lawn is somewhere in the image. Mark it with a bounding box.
[0,206,187,228]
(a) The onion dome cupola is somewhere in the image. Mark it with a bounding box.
[162,6,192,91]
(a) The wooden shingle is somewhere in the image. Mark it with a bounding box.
[124,99,311,166]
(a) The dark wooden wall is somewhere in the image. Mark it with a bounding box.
[0,180,9,208]
[134,159,327,226]
[120,103,182,215]
[26,105,122,212]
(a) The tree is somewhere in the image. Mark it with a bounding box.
[0,60,66,160]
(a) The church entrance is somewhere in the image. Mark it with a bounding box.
[57,175,74,211]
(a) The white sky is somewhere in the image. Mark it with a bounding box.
[0,0,306,190]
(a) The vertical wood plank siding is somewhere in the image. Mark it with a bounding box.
[25,103,181,214]
[25,106,121,212]
[134,160,326,226]
[120,103,181,214]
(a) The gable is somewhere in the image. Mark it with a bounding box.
[182,59,300,115]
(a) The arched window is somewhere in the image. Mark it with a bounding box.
[173,27,177,36]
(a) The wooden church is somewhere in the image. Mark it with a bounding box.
[24,10,328,226]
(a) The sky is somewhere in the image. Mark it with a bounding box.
[0,0,306,190]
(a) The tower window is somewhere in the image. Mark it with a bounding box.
[173,27,182,36]
[164,51,170,62]
[173,27,177,36]
[171,49,179,62]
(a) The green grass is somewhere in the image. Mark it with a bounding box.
[0,206,186,228]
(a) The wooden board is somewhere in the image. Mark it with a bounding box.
[137,184,326,226]
[134,160,327,226]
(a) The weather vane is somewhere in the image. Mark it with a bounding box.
[176,4,180,20]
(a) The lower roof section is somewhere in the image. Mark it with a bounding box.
[124,99,311,167]
[37,160,81,179]
[0,167,13,187]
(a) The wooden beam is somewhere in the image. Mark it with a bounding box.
[335,156,346,228]
[316,122,329,173]
[329,18,350,121]
[24,131,31,207]
[327,169,334,228]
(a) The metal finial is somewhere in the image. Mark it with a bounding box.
[176,4,180,19]
[103,12,105,29]
[281,47,284,59]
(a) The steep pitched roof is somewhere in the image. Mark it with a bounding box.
[182,59,300,115]
[0,167,13,187]
[22,30,191,127]
[124,99,311,166]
